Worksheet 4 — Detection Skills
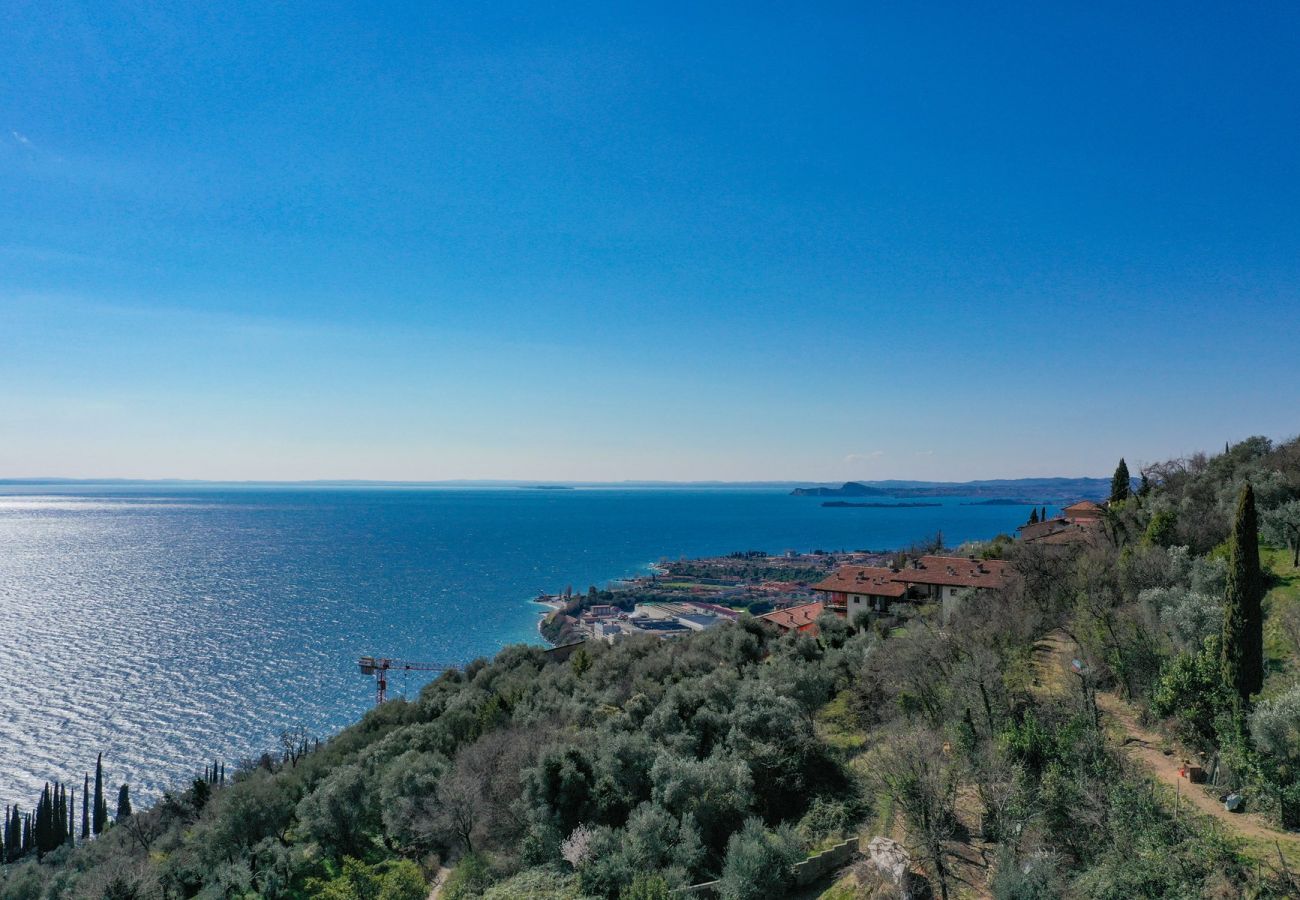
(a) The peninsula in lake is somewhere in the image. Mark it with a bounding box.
[792,476,1114,501]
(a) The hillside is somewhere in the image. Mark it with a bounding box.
[4,438,1300,898]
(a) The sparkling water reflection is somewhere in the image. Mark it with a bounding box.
[0,485,1036,808]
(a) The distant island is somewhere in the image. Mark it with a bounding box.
[821,500,942,508]
[792,476,1112,501]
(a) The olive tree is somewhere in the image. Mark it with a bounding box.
[717,817,802,900]
[1263,499,1300,568]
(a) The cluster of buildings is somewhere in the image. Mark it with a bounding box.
[581,601,738,643]
[570,499,1110,642]
[758,554,1015,634]
[1015,499,1107,546]
[759,500,1108,635]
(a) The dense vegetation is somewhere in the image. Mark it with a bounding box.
[4,436,1300,898]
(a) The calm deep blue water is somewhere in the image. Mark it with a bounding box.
[0,486,1043,808]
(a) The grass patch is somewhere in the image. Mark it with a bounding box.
[1261,547,1300,694]
[815,878,860,900]
[874,792,895,837]
[816,691,866,753]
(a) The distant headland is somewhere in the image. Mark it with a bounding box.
[791,477,1111,502]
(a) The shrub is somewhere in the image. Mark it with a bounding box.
[717,818,802,900]
[442,853,494,900]
[1251,683,1300,765]
[1149,635,1228,748]
[621,873,672,900]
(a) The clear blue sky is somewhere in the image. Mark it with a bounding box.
[2,2,1298,481]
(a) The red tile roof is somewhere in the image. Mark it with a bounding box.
[1019,514,1105,545]
[757,601,825,632]
[1062,500,1104,519]
[1028,522,1105,546]
[893,556,1014,590]
[811,566,908,598]
[1017,518,1063,539]
[812,558,1014,595]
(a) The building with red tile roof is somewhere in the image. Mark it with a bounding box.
[895,555,1013,592]
[811,566,907,617]
[756,601,825,634]
[812,556,1015,618]
[1018,501,1107,548]
[1062,500,1104,519]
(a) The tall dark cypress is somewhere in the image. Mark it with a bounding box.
[93,753,106,835]
[56,783,67,846]
[1110,458,1131,503]
[82,774,90,839]
[1222,483,1265,703]
[1028,507,1039,525]
[35,784,51,854]
[116,784,132,821]
[67,787,75,847]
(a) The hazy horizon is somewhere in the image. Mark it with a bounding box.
[0,474,1118,486]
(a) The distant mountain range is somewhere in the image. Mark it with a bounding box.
[0,476,1114,500]
[791,477,1113,501]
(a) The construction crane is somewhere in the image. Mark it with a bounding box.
[358,656,455,705]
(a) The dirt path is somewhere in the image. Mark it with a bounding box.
[426,866,451,900]
[1033,629,1300,862]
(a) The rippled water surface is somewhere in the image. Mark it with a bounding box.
[0,485,1037,808]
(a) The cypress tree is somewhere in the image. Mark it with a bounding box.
[93,753,106,835]
[116,784,132,821]
[52,784,62,848]
[1028,507,1039,525]
[1222,483,1265,704]
[1110,458,1131,503]
[35,784,51,854]
[67,788,75,847]
[81,774,89,839]
[58,783,68,845]
[11,805,22,860]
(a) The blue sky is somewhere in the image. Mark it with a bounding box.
[2,2,1298,481]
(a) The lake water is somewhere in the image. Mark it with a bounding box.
[0,485,1046,808]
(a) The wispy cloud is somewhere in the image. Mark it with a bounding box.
[914,449,934,457]
[11,131,32,147]
[844,451,884,464]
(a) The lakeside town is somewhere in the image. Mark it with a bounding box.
[537,499,1108,645]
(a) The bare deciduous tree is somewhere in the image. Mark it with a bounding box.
[875,730,960,900]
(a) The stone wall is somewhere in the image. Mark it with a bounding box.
[792,837,858,886]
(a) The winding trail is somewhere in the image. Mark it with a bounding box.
[1031,629,1300,865]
